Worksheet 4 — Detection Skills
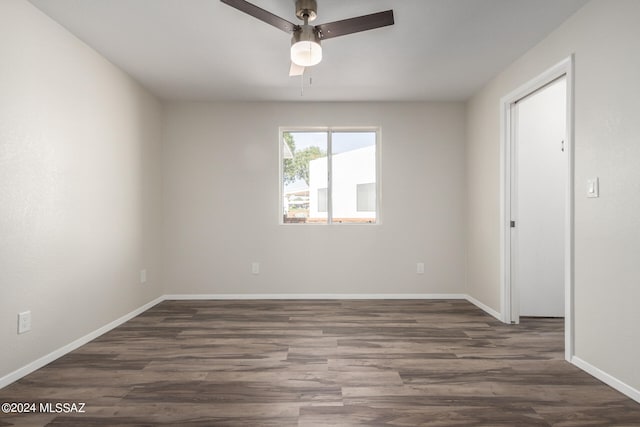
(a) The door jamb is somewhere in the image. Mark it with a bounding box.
[499,55,575,361]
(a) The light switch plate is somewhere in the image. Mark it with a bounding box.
[18,311,31,334]
[416,262,425,274]
[587,177,599,198]
[252,262,260,275]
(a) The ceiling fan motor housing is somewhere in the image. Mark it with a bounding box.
[295,0,317,22]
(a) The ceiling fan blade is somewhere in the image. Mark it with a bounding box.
[289,62,305,77]
[220,0,299,34]
[315,10,394,40]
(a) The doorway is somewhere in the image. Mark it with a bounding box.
[513,76,566,317]
[500,56,574,360]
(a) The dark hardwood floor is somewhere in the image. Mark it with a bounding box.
[1,299,639,426]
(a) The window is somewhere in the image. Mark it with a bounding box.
[281,128,379,224]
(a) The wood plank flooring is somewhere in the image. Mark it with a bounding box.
[1,299,639,426]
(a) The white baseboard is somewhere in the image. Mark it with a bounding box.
[571,356,640,404]
[0,296,164,390]
[464,295,502,321]
[164,293,467,300]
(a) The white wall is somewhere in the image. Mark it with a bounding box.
[0,0,163,380]
[466,0,640,391]
[162,102,466,295]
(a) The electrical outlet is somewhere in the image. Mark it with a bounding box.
[18,311,31,334]
[252,262,260,275]
[417,262,425,274]
[140,269,147,284]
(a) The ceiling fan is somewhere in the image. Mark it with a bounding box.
[220,0,394,76]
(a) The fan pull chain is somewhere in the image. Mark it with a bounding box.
[308,43,313,87]
[300,72,313,96]
[300,41,314,96]
[299,70,313,96]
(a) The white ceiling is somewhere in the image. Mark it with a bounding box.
[29,0,588,102]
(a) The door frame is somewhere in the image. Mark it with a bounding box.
[499,55,575,361]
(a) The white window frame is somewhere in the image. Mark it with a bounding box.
[279,126,381,225]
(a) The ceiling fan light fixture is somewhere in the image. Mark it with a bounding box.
[291,25,322,67]
[220,0,394,75]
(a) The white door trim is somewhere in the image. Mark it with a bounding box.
[499,55,575,361]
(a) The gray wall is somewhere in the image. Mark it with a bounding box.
[0,0,163,379]
[161,102,467,296]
